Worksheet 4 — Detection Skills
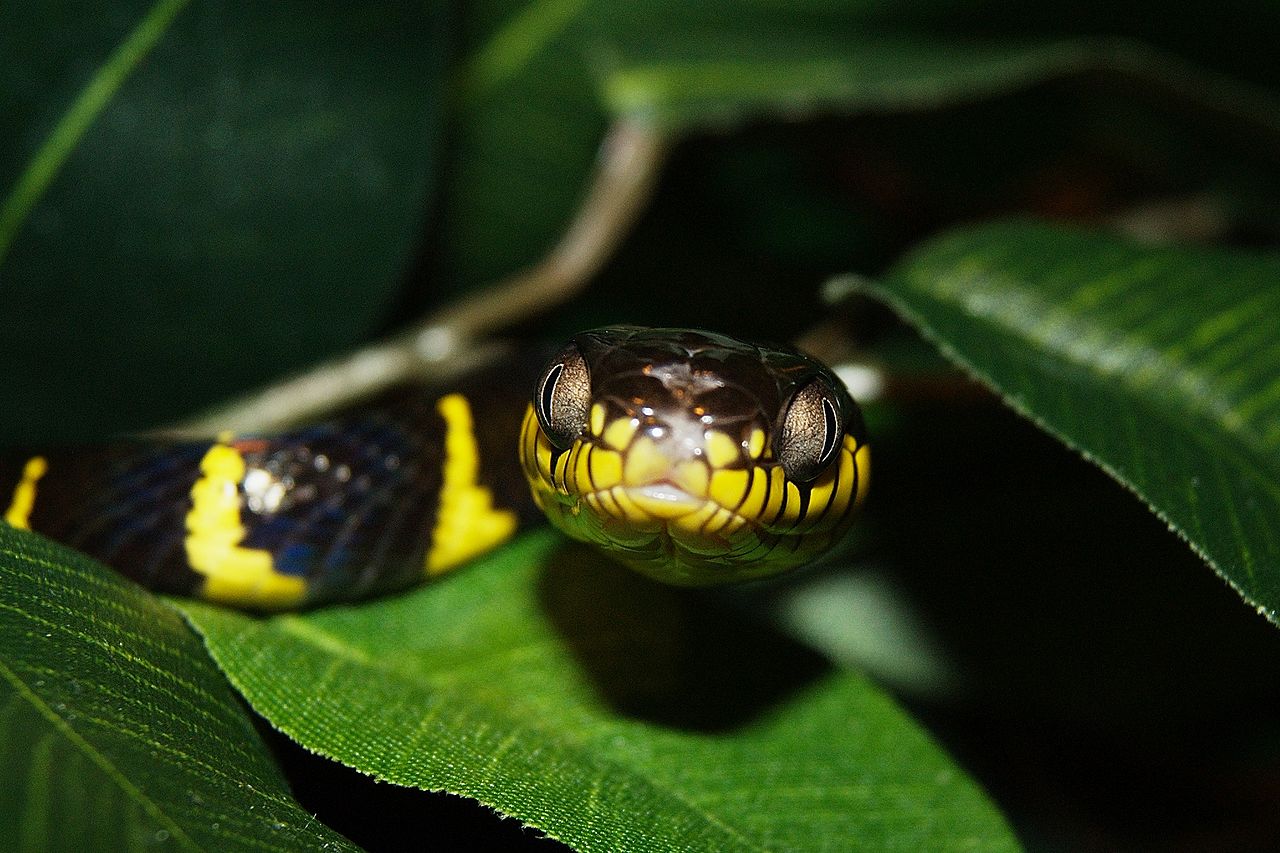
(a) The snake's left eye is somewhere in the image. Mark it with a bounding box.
[534,343,591,450]
[777,377,843,482]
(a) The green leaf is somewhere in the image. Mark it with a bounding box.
[0,1,446,440]
[602,36,1093,130]
[600,33,1280,133]
[178,531,1017,852]
[862,220,1280,624]
[436,0,606,294]
[440,1,1280,311]
[0,525,358,852]
[442,7,1112,294]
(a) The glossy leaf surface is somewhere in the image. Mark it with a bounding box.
[866,221,1280,622]
[0,1,445,439]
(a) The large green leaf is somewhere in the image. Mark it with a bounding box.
[444,6,1189,294]
[0,525,358,851]
[442,0,1280,326]
[178,531,1018,851]
[0,1,445,440]
[861,221,1280,623]
[603,36,1122,130]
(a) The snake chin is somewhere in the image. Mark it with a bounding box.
[622,483,707,518]
[555,485,787,586]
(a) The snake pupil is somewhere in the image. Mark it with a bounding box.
[534,345,591,450]
[540,363,563,421]
[821,396,840,463]
[777,378,844,483]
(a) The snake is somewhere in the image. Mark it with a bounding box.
[0,327,870,609]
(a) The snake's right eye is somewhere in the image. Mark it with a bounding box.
[776,376,844,483]
[534,343,591,450]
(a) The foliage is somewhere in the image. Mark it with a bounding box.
[868,222,1280,624]
[181,533,1014,852]
[0,524,356,851]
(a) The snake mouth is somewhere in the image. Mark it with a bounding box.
[607,482,757,544]
[622,483,707,519]
[550,471,857,586]
[589,482,754,550]
[579,482,782,585]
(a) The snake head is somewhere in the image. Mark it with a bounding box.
[519,327,870,585]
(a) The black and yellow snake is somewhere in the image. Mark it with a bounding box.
[1,326,869,609]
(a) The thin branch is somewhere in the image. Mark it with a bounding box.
[420,120,669,340]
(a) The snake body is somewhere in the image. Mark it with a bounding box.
[1,327,869,608]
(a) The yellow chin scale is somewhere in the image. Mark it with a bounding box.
[518,404,869,585]
[703,430,740,469]
[601,415,640,452]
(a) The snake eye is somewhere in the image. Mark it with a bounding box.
[534,343,591,450]
[777,377,843,483]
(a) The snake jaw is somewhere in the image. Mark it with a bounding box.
[522,400,868,585]
[624,484,705,519]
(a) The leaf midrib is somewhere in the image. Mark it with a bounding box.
[0,0,191,265]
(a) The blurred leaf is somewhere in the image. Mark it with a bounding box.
[600,32,1280,133]
[0,2,446,439]
[178,531,1018,852]
[860,220,1280,624]
[435,0,605,295]
[596,29,1280,281]
[442,2,1280,329]
[0,525,357,851]
[442,8,1129,291]
[603,36,1106,130]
